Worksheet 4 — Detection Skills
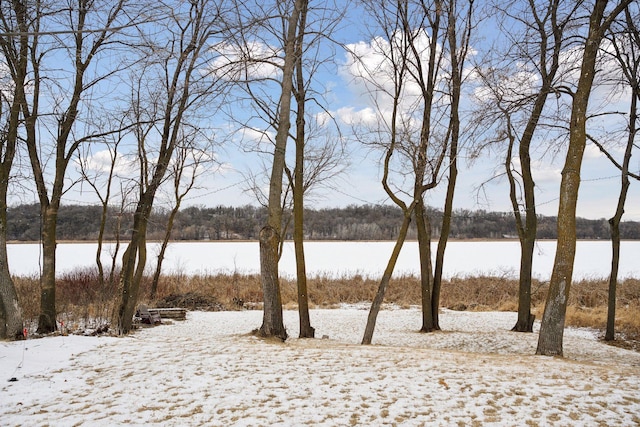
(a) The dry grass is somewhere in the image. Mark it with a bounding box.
[12,269,640,346]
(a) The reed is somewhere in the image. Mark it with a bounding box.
[13,268,640,346]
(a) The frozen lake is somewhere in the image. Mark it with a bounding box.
[7,240,640,280]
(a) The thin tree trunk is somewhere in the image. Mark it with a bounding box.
[293,119,313,337]
[605,85,635,340]
[362,213,412,345]
[431,0,466,331]
[292,0,313,339]
[151,204,181,299]
[606,213,622,341]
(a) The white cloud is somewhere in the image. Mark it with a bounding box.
[510,157,561,184]
[341,29,447,116]
[472,66,540,105]
[78,149,133,177]
[332,106,378,126]
[209,40,282,81]
[235,126,275,150]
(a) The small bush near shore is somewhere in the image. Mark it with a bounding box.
[13,269,640,347]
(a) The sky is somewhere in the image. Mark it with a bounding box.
[17,1,640,222]
[163,1,640,222]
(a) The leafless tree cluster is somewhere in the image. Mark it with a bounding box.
[0,0,637,362]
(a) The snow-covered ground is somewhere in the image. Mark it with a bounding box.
[2,308,640,426]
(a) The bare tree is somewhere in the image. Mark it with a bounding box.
[536,0,633,357]
[216,0,309,340]
[256,0,308,341]
[591,4,640,341]
[220,0,348,339]
[0,0,28,340]
[287,1,349,339]
[428,0,474,332]
[76,122,129,294]
[353,0,473,342]
[150,131,215,299]
[14,0,137,333]
[115,0,229,335]
[352,0,454,344]
[472,0,580,332]
[290,0,314,338]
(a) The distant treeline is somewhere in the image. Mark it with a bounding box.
[7,203,640,241]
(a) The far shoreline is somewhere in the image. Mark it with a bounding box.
[6,237,632,244]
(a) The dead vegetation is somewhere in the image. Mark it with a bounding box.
[13,268,640,347]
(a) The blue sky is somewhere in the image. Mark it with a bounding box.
[54,1,640,222]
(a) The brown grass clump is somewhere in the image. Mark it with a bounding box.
[11,268,640,347]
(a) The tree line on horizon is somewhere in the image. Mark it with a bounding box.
[6,203,640,242]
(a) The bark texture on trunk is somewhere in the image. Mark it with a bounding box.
[258,226,288,340]
[0,204,23,339]
[415,201,434,332]
[0,244,22,339]
[536,0,618,356]
[37,206,58,333]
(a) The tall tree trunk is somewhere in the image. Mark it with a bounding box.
[258,225,287,340]
[430,0,466,331]
[292,0,313,339]
[0,199,22,339]
[37,205,58,333]
[416,200,434,332]
[536,0,629,356]
[293,114,313,337]
[362,213,412,345]
[258,0,304,340]
[0,5,25,338]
